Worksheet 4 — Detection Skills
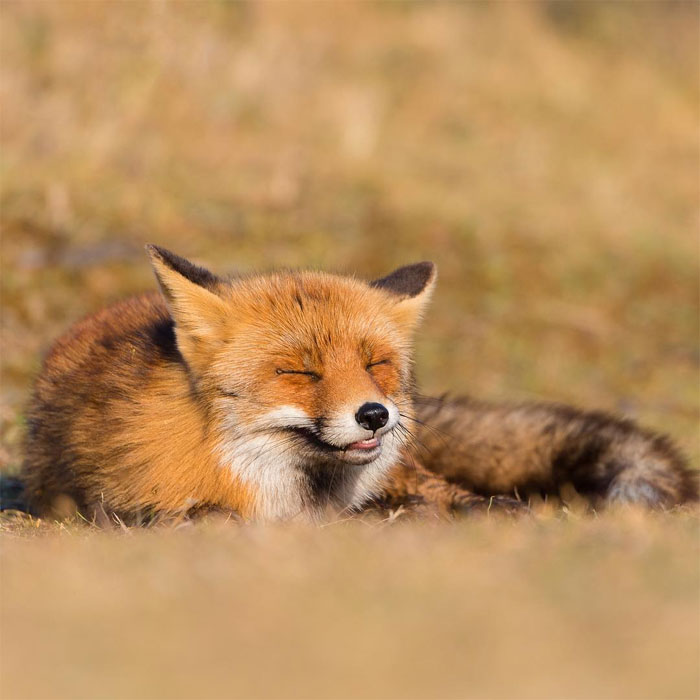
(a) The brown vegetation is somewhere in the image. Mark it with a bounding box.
[1,2,698,698]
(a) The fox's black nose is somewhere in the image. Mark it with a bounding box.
[355,402,389,432]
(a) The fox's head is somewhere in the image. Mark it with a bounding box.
[147,245,436,520]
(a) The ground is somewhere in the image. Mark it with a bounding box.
[1,3,698,699]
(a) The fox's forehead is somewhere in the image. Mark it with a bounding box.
[216,271,407,357]
[223,271,396,324]
[227,270,383,303]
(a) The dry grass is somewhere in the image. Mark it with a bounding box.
[2,509,699,700]
[1,3,698,699]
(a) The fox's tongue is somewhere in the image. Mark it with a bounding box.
[346,437,379,451]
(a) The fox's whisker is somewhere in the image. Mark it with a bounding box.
[398,412,454,445]
[395,421,432,457]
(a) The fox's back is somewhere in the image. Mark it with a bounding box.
[38,291,174,382]
[23,293,253,519]
[25,294,175,509]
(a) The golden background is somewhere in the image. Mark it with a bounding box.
[1,3,698,699]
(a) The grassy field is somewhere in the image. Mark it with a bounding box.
[1,2,698,699]
[1,511,699,700]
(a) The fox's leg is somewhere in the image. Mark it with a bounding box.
[376,458,527,518]
[413,396,698,508]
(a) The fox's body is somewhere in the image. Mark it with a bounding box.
[21,248,696,524]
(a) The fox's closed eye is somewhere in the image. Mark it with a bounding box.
[276,368,322,381]
[366,359,390,370]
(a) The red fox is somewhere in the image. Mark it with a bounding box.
[20,246,697,524]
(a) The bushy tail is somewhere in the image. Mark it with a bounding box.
[413,396,698,508]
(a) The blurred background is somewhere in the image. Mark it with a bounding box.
[1,3,698,699]
[1,2,698,467]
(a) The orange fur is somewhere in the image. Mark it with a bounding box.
[21,247,695,524]
[23,250,439,522]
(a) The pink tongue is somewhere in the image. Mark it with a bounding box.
[347,438,379,450]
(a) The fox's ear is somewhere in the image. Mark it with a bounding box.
[146,245,229,367]
[370,262,437,330]
[147,244,221,291]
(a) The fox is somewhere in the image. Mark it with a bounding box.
[19,245,697,524]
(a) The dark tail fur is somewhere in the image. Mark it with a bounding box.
[414,396,698,508]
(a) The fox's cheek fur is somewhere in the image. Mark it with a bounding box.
[206,353,412,520]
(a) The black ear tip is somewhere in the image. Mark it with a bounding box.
[370,261,438,298]
[402,261,437,288]
[415,261,437,280]
[145,244,184,270]
[145,245,221,290]
[145,243,166,261]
